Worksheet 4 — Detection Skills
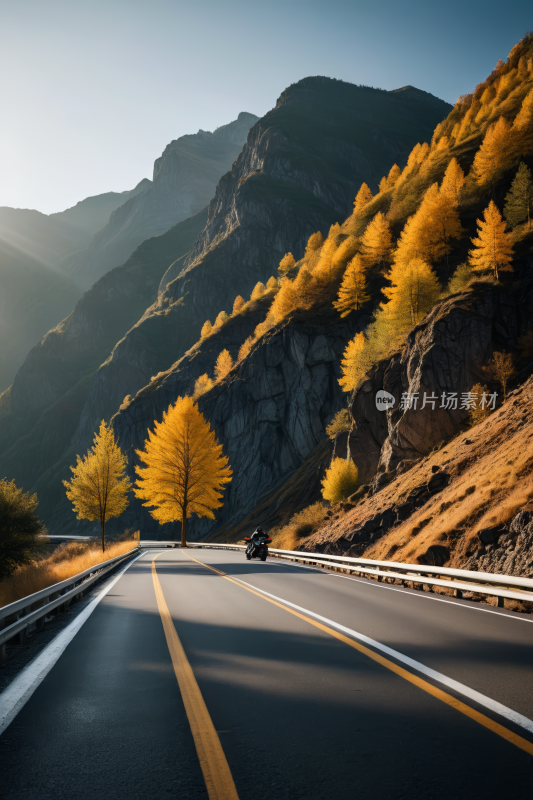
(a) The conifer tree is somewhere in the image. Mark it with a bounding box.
[270,276,297,322]
[469,201,514,280]
[387,164,401,188]
[504,162,533,229]
[201,320,213,338]
[214,349,233,381]
[232,295,246,315]
[472,117,515,186]
[382,257,441,329]
[378,176,389,193]
[360,212,393,268]
[440,158,465,202]
[278,252,296,276]
[251,282,266,301]
[254,312,275,340]
[333,254,370,317]
[134,397,232,547]
[213,311,229,330]
[238,336,254,362]
[305,232,325,253]
[394,184,463,268]
[332,235,358,272]
[321,457,359,503]
[292,265,316,307]
[0,479,45,580]
[513,87,533,158]
[266,276,278,290]
[64,421,131,552]
[339,332,369,392]
[193,374,214,399]
[353,183,373,214]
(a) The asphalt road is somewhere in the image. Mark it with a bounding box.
[1,547,533,799]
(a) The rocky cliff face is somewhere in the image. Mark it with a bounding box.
[65,113,258,288]
[109,304,362,539]
[349,285,526,487]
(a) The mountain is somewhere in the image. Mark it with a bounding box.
[63,113,259,288]
[0,181,149,391]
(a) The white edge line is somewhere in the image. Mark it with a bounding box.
[0,551,145,736]
[227,573,533,736]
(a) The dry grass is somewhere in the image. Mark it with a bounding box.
[0,540,137,609]
[270,502,326,551]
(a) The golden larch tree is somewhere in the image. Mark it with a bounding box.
[321,458,359,503]
[193,373,214,399]
[360,212,393,268]
[333,254,370,317]
[381,257,441,329]
[292,265,319,308]
[64,421,131,552]
[266,276,278,291]
[331,235,358,272]
[305,231,325,271]
[270,276,297,322]
[339,332,369,392]
[472,117,515,186]
[469,201,514,280]
[278,252,296,276]
[213,311,229,331]
[440,158,465,202]
[232,295,246,315]
[200,320,212,338]
[251,282,266,301]
[238,336,254,361]
[134,397,232,547]
[513,87,533,158]
[353,183,373,214]
[387,164,402,188]
[214,349,233,381]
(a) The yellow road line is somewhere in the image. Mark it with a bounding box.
[182,550,533,758]
[151,554,240,800]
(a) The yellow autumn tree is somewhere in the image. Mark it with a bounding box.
[469,201,514,280]
[331,235,358,272]
[472,117,516,186]
[360,212,393,268]
[266,276,278,291]
[201,320,213,338]
[278,252,296,276]
[440,158,465,202]
[321,457,359,503]
[134,397,232,547]
[353,183,373,214]
[469,383,491,427]
[193,373,214,399]
[292,265,319,308]
[251,282,266,301]
[214,349,233,381]
[513,87,533,158]
[213,311,229,331]
[270,276,297,322]
[333,254,370,317]
[232,295,246,315]
[238,336,254,361]
[387,164,401,189]
[305,231,325,270]
[381,257,441,330]
[339,332,369,392]
[64,421,131,552]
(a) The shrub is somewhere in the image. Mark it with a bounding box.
[0,479,45,580]
[321,458,359,503]
[447,263,473,294]
[193,373,214,398]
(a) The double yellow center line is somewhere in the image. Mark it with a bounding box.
[152,549,533,800]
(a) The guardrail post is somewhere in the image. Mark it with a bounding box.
[35,597,50,631]
[497,596,504,608]
[455,589,463,599]
[16,609,28,645]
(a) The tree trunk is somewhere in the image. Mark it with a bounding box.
[101,518,105,553]
[181,514,187,548]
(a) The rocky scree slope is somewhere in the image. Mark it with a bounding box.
[64,114,258,289]
[0,209,208,523]
[74,77,452,482]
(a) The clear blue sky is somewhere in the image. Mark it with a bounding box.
[1,0,531,214]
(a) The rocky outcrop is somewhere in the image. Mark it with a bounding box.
[464,507,533,578]
[65,114,258,288]
[109,306,363,539]
[349,286,527,486]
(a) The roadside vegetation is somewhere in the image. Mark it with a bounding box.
[0,538,137,609]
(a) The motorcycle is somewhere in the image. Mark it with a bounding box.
[244,533,271,561]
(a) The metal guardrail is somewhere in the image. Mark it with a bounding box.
[0,548,138,652]
[173,542,533,608]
